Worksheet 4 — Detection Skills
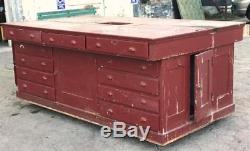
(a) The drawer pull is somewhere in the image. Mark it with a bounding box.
[21,71,27,75]
[71,40,77,45]
[141,99,147,105]
[22,84,28,88]
[107,109,113,116]
[19,44,25,49]
[42,76,48,80]
[140,81,147,87]
[49,37,55,42]
[140,117,147,123]
[107,91,113,97]
[106,75,113,80]
[43,90,49,94]
[41,62,47,66]
[128,47,136,53]
[9,31,14,36]
[29,34,35,39]
[21,58,26,62]
[110,40,118,45]
[141,65,147,70]
[96,42,102,48]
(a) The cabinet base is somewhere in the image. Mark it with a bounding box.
[16,92,235,146]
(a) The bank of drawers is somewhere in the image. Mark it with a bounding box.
[14,42,55,101]
[97,56,160,131]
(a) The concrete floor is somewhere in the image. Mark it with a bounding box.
[0,38,250,151]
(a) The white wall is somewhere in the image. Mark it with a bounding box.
[103,0,134,17]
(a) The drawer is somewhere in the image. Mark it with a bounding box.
[99,101,159,131]
[98,69,159,95]
[3,26,42,43]
[98,85,159,113]
[14,42,52,59]
[18,79,55,100]
[97,56,160,77]
[16,67,55,87]
[86,36,148,58]
[15,53,54,73]
[43,32,85,50]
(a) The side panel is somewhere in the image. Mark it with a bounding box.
[54,49,98,113]
[213,45,234,109]
[194,50,213,122]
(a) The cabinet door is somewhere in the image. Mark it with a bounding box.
[54,49,98,113]
[194,50,213,121]
[213,45,233,109]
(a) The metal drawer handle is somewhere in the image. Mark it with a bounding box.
[96,42,102,48]
[140,81,147,87]
[19,44,25,49]
[71,40,77,45]
[22,84,28,88]
[29,34,35,39]
[106,75,113,80]
[43,90,48,94]
[41,62,47,66]
[21,71,27,75]
[9,31,14,36]
[141,65,147,70]
[128,47,136,53]
[107,91,113,97]
[141,99,147,105]
[21,58,26,62]
[140,117,147,123]
[42,76,48,80]
[49,37,55,42]
[107,109,113,116]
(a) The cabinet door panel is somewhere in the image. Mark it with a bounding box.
[54,49,98,113]
[213,45,233,109]
[195,50,213,122]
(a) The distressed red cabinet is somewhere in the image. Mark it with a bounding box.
[1,16,244,145]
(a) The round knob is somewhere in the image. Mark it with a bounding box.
[128,47,136,53]
[21,71,27,75]
[140,117,147,123]
[107,109,113,116]
[107,91,113,97]
[42,76,47,80]
[71,40,77,45]
[43,90,48,94]
[49,37,55,42]
[9,31,14,36]
[96,42,101,48]
[19,44,25,49]
[106,75,113,80]
[29,34,35,39]
[21,58,26,62]
[22,84,28,88]
[141,99,147,105]
[41,62,47,66]
[141,65,147,70]
[140,81,147,87]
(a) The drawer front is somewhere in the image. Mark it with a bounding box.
[98,69,159,95]
[86,36,148,58]
[98,85,159,113]
[18,79,55,100]
[14,43,53,59]
[43,33,85,50]
[16,67,55,87]
[97,56,160,77]
[3,26,41,43]
[15,53,54,73]
[99,101,159,131]
[3,26,18,40]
